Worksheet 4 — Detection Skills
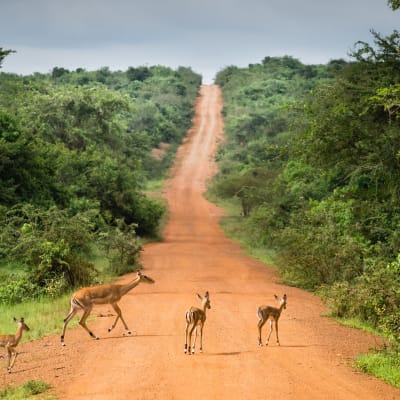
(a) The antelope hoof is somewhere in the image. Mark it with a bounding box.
[200,348,203,353]
[127,330,132,335]
[61,342,66,347]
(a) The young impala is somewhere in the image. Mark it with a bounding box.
[184,291,211,355]
[257,294,287,346]
[0,317,30,373]
[61,270,155,345]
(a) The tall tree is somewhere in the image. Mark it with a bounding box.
[388,0,400,10]
[0,48,15,68]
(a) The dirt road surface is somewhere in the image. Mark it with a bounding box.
[3,85,400,399]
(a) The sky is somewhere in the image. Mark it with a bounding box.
[0,0,399,84]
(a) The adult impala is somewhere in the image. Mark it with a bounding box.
[257,294,287,346]
[184,291,211,355]
[0,317,30,373]
[61,270,155,345]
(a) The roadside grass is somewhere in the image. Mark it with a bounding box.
[0,294,74,342]
[328,315,400,386]
[356,347,400,387]
[0,380,54,400]
[205,192,277,267]
[145,178,165,194]
[206,190,400,388]
[329,316,381,336]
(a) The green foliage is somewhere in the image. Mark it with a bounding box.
[369,84,400,121]
[99,219,143,275]
[0,204,96,294]
[0,274,40,305]
[127,66,152,82]
[0,63,201,297]
[0,380,52,400]
[277,198,368,288]
[357,346,400,387]
[323,256,400,340]
[213,31,400,346]
[211,168,277,217]
[0,48,15,68]
[388,0,400,10]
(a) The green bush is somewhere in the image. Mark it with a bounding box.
[99,220,143,276]
[0,274,40,305]
[0,380,51,399]
[322,255,400,342]
[0,204,97,289]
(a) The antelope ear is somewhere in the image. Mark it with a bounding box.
[274,294,279,300]
[13,317,17,323]
[137,271,142,276]
[205,291,209,299]
[196,293,202,300]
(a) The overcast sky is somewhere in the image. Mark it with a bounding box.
[1,0,398,83]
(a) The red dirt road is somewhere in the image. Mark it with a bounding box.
[3,85,400,399]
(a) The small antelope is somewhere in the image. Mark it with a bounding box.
[61,271,155,345]
[184,291,211,355]
[0,317,30,373]
[257,294,287,346]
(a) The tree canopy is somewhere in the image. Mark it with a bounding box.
[388,0,400,10]
[0,48,15,68]
[0,56,201,297]
[213,31,400,342]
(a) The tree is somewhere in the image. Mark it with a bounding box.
[52,66,70,80]
[388,0,400,10]
[0,48,15,68]
[0,62,201,293]
[127,66,152,82]
[369,85,400,121]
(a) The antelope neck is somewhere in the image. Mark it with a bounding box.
[119,276,141,296]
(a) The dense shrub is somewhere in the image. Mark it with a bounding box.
[0,61,201,296]
[213,34,400,342]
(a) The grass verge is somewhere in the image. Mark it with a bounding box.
[205,192,277,266]
[0,380,54,400]
[0,294,75,342]
[356,347,400,387]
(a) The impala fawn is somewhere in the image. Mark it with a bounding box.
[184,292,211,354]
[0,317,30,373]
[257,294,287,346]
